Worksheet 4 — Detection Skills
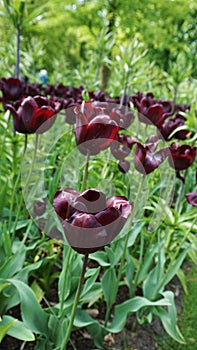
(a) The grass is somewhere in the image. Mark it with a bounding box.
[157,263,197,350]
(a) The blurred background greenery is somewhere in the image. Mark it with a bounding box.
[0,0,196,95]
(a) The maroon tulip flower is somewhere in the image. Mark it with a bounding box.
[53,188,133,254]
[0,77,24,102]
[168,142,197,171]
[134,136,170,175]
[186,190,197,207]
[158,113,191,141]
[74,102,120,155]
[6,95,61,134]
[138,103,172,127]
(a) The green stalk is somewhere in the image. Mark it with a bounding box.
[11,133,38,240]
[81,152,90,192]
[104,174,146,326]
[59,246,72,316]
[60,254,89,350]
[175,168,188,213]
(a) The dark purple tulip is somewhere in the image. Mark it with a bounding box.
[6,95,61,134]
[134,138,170,175]
[186,190,197,207]
[74,103,120,155]
[24,83,42,97]
[0,77,24,101]
[138,103,172,126]
[158,113,191,141]
[169,142,197,171]
[53,188,133,254]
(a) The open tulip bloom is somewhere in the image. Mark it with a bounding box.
[168,142,197,171]
[73,101,135,155]
[53,188,133,254]
[6,95,61,134]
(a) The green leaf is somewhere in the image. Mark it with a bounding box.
[0,282,10,293]
[108,296,171,333]
[89,251,110,267]
[6,279,49,335]
[0,318,16,343]
[153,291,185,344]
[1,315,35,341]
[102,268,118,307]
[0,182,8,216]
[125,254,135,295]
[105,246,115,267]
[143,246,165,299]
[176,268,188,295]
[0,248,26,278]
[80,283,102,307]
[135,240,163,284]
[31,280,44,303]
[128,221,145,247]
[81,267,100,299]
[158,248,189,292]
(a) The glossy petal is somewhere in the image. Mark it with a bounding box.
[76,188,107,213]
[106,196,133,219]
[53,188,79,219]
[63,212,107,254]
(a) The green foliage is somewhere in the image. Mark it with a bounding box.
[157,264,197,350]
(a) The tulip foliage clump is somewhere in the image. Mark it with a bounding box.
[0,76,196,350]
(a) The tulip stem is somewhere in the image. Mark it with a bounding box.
[81,152,90,192]
[10,134,38,239]
[175,169,188,213]
[60,253,89,350]
[104,174,146,327]
[24,134,28,153]
[59,245,72,316]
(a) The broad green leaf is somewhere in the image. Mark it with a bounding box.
[108,296,171,333]
[48,315,68,348]
[89,251,110,267]
[31,280,44,303]
[80,283,102,307]
[0,282,10,293]
[128,221,145,247]
[81,267,100,299]
[105,246,115,267]
[1,315,35,341]
[0,248,26,278]
[158,248,189,291]
[135,240,163,284]
[143,246,165,299]
[153,291,185,344]
[0,317,16,343]
[7,279,49,335]
[102,268,117,307]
